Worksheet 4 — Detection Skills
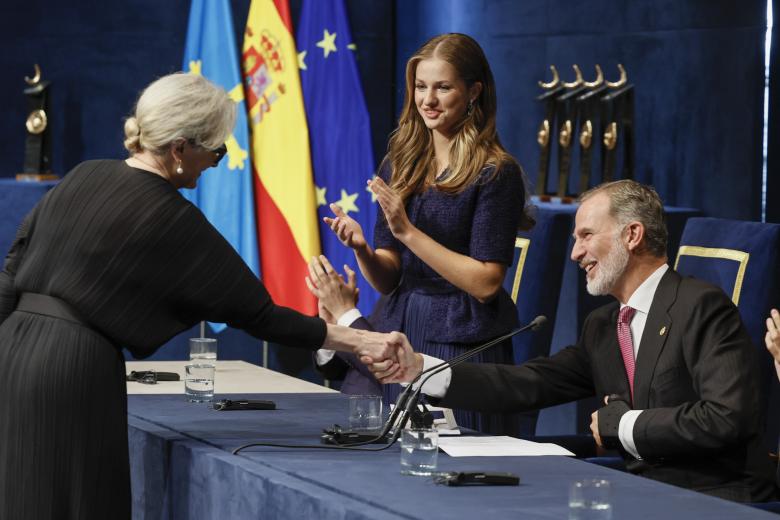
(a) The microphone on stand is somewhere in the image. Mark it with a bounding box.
[321,315,547,446]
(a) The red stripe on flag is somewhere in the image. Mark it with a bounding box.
[273,0,293,32]
[252,167,317,315]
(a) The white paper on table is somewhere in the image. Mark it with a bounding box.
[437,436,575,457]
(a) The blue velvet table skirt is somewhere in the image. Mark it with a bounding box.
[127,393,772,519]
[0,179,57,255]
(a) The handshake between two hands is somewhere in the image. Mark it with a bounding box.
[353,329,423,384]
[306,253,423,385]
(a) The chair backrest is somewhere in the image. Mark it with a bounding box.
[501,211,571,435]
[675,217,780,452]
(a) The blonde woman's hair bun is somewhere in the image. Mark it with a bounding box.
[123,116,142,153]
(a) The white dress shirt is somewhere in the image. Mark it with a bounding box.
[420,264,670,460]
[615,263,668,458]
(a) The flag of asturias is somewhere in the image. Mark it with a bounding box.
[182,0,258,333]
[243,0,319,315]
[297,0,378,316]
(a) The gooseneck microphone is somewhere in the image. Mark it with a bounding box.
[232,316,546,454]
[389,315,547,444]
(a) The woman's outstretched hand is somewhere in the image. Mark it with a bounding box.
[323,203,367,251]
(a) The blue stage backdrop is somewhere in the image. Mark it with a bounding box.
[0,1,770,222]
[0,0,395,188]
[395,0,768,222]
[768,0,780,223]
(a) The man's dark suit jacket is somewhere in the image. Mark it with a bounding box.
[314,317,382,396]
[437,269,778,502]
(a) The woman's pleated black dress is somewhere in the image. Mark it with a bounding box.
[0,160,326,519]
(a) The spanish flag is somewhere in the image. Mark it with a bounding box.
[242,0,319,314]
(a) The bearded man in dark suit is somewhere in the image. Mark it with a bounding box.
[378,180,778,502]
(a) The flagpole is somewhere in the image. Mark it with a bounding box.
[199,321,206,338]
[262,340,268,368]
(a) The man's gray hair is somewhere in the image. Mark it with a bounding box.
[580,180,668,257]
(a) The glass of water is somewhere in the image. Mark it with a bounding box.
[349,395,383,432]
[569,479,612,520]
[400,428,438,476]
[184,363,215,402]
[189,337,217,362]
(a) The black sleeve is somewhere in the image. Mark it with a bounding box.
[438,341,595,413]
[313,352,350,381]
[0,203,41,324]
[162,202,327,349]
[633,288,761,458]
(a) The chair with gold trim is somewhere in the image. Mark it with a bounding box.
[500,211,572,435]
[675,217,780,498]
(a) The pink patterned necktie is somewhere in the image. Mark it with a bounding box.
[617,306,637,400]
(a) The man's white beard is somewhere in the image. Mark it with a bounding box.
[586,231,629,296]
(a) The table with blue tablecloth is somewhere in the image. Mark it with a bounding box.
[128,391,772,520]
[0,178,58,255]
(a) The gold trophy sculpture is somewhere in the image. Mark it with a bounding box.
[17,64,57,181]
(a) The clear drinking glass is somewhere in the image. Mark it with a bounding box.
[569,479,612,520]
[189,337,217,362]
[348,395,383,431]
[400,428,438,476]
[184,363,215,402]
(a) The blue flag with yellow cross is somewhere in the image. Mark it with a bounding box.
[297,0,379,317]
[181,0,257,333]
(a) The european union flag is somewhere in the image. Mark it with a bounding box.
[181,0,258,333]
[297,0,379,316]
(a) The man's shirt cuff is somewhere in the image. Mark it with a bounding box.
[410,354,451,398]
[337,308,362,327]
[618,409,643,459]
[315,349,336,365]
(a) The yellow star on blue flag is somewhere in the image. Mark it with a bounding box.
[316,29,337,58]
[335,189,359,214]
[316,185,327,207]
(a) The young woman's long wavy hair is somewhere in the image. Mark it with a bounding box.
[387,33,532,229]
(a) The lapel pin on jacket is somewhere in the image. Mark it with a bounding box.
[659,326,667,336]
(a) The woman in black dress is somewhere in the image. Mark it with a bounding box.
[0,72,399,519]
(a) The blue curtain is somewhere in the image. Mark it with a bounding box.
[395,0,768,221]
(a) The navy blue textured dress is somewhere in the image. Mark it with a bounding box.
[370,159,525,433]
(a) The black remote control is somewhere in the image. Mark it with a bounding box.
[213,399,276,411]
[436,471,520,486]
